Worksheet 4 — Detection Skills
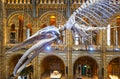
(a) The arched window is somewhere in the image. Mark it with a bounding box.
[50,15,56,26]
[26,23,32,38]
[10,24,16,43]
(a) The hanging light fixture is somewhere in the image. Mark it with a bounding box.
[88,45,96,51]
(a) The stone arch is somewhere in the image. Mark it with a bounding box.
[7,53,34,78]
[7,11,33,43]
[7,11,32,27]
[39,54,66,79]
[7,54,23,77]
[39,53,66,65]
[38,11,66,29]
[107,56,120,79]
[73,55,99,78]
[106,56,120,68]
[73,55,99,67]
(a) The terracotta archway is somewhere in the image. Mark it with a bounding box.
[108,57,120,79]
[40,55,65,79]
[73,56,98,79]
[7,11,32,27]
[7,54,33,79]
[38,11,66,29]
[7,11,33,43]
[7,54,23,77]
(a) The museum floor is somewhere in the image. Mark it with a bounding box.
[42,76,98,79]
[41,73,98,79]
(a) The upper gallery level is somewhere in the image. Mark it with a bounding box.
[1,0,120,53]
[5,15,120,53]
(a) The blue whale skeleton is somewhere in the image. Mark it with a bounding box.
[7,0,120,76]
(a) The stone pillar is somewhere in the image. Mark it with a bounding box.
[24,0,26,4]
[67,0,71,18]
[32,0,37,17]
[82,0,85,3]
[66,30,73,79]
[5,56,10,79]
[52,0,55,4]
[38,56,41,79]
[61,0,64,4]
[43,0,46,4]
[104,62,108,79]
[74,0,77,4]
[101,29,107,79]
[48,0,51,4]
[12,0,14,4]
[33,56,39,79]
[28,0,30,4]
[98,30,103,46]
[8,0,10,4]
[98,63,102,79]
[78,0,81,4]
[115,27,118,46]
[57,0,59,4]
[20,0,22,4]
[40,0,42,4]
[1,1,7,79]
[16,0,18,4]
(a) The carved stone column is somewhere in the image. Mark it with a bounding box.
[44,0,46,4]
[24,0,26,4]
[74,0,77,4]
[12,0,14,4]
[33,56,39,79]
[8,0,10,4]
[66,30,73,79]
[1,1,7,79]
[101,29,107,79]
[32,0,37,17]
[78,0,81,4]
[96,30,102,51]
[16,0,18,4]
[28,0,30,4]
[61,0,64,4]
[48,0,51,4]
[82,0,85,3]
[52,0,55,4]
[57,0,59,4]
[20,0,22,4]
[115,27,118,47]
